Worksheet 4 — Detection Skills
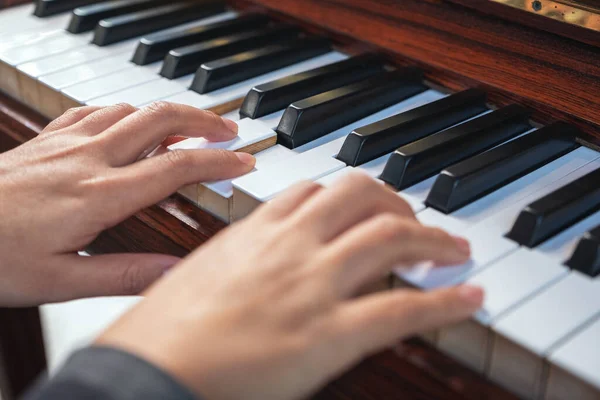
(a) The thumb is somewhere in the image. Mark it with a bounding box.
[50,253,180,301]
[111,149,255,218]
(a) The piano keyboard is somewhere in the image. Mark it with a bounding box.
[1,2,600,399]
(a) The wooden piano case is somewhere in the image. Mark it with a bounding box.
[0,0,598,398]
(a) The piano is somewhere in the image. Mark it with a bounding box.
[0,0,598,399]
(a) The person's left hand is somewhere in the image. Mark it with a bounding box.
[0,102,255,306]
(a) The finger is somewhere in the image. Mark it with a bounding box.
[105,149,255,218]
[323,214,469,297]
[292,172,415,242]
[48,253,180,301]
[257,181,323,220]
[99,102,239,166]
[69,103,138,136]
[41,106,103,133]
[331,285,483,357]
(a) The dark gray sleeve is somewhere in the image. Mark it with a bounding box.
[23,346,199,400]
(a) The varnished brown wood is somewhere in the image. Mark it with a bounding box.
[0,308,46,400]
[0,0,29,8]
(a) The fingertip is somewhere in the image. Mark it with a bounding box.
[452,235,471,256]
[457,284,484,307]
[235,152,256,168]
[221,117,238,135]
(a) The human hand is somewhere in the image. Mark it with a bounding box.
[98,174,483,400]
[0,102,255,306]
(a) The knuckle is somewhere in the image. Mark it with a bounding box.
[63,106,88,118]
[202,109,223,126]
[119,263,148,295]
[211,149,238,167]
[143,101,178,119]
[339,171,378,192]
[110,102,137,115]
[373,214,412,241]
[165,149,194,170]
[426,226,453,243]
[294,180,322,194]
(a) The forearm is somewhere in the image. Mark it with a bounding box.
[24,346,198,400]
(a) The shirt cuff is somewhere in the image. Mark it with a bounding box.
[25,346,198,400]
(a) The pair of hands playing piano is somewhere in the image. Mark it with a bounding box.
[0,102,483,400]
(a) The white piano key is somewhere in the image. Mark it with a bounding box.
[417,146,600,234]
[87,75,195,107]
[399,176,436,211]
[18,38,138,78]
[432,209,600,376]
[168,111,285,201]
[0,9,71,48]
[1,32,93,66]
[232,90,446,202]
[233,143,346,201]
[488,272,600,399]
[63,63,163,103]
[39,52,134,90]
[162,52,348,110]
[469,249,568,325]
[536,210,600,261]
[493,271,600,357]
[169,111,281,153]
[314,155,425,213]
[205,145,295,199]
[0,4,35,30]
[316,155,390,185]
[547,316,600,396]
[401,154,600,290]
[468,151,600,238]
[397,227,518,289]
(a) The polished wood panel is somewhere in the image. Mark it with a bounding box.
[234,0,600,145]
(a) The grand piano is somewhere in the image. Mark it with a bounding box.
[0,0,598,399]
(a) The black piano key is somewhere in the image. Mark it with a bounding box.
[338,89,488,168]
[379,104,531,190]
[93,1,226,46]
[160,25,300,79]
[506,167,600,248]
[34,0,103,17]
[426,122,580,214]
[276,69,426,149]
[239,54,385,119]
[132,14,270,65]
[67,0,166,34]
[191,37,332,95]
[565,226,600,277]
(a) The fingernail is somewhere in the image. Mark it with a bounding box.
[221,117,238,134]
[458,285,484,305]
[236,152,256,167]
[453,235,471,255]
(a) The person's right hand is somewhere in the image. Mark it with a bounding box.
[98,173,483,400]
